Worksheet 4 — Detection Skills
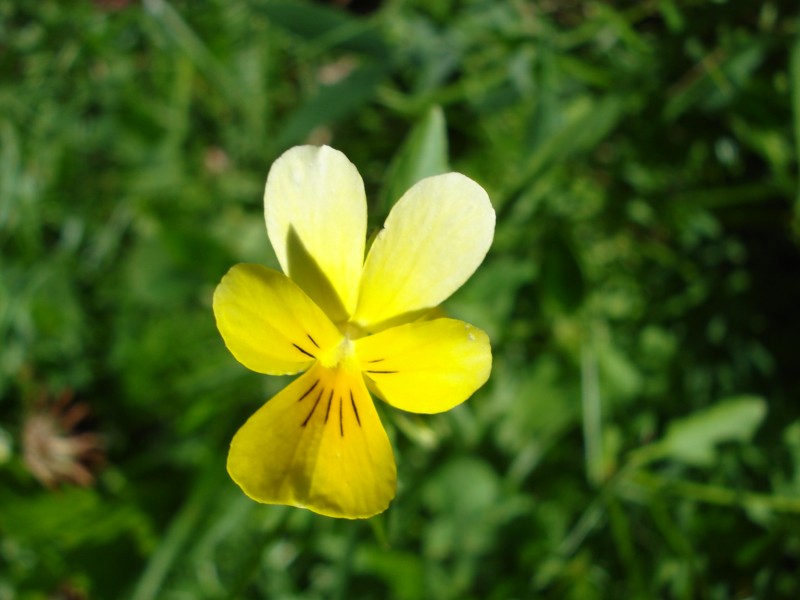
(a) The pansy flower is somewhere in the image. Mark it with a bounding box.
[213,145,494,519]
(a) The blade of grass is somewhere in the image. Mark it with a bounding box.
[130,465,223,600]
[581,338,603,486]
[628,471,800,514]
[272,60,392,150]
[141,0,237,102]
[790,31,800,208]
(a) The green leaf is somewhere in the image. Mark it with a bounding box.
[657,396,767,467]
[379,105,449,215]
[355,546,424,600]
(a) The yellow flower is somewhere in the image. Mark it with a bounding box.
[213,145,495,519]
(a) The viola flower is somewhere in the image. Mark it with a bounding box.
[213,145,494,519]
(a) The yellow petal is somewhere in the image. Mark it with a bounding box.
[213,264,343,375]
[352,173,494,330]
[265,145,367,322]
[355,318,492,414]
[227,363,397,519]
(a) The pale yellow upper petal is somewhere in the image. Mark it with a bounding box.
[355,318,492,414]
[352,173,495,330]
[213,264,343,376]
[265,145,367,322]
[227,363,397,519]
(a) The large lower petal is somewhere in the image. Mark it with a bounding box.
[265,145,367,323]
[227,363,397,519]
[213,264,343,375]
[355,318,492,414]
[352,173,495,330]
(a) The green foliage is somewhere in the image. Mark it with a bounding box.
[380,105,449,215]
[2,0,800,598]
[654,395,767,467]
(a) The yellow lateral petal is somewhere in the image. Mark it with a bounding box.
[265,145,367,322]
[213,264,343,375]
[352,173,494,330]
[355,318,492,414]
[227,363,397,519]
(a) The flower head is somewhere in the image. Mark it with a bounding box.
[213,145,495,518]
[22,390,105,488]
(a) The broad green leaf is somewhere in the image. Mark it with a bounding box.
[657,396,767,467]
[379,105,449,215]
[355,546,425,600]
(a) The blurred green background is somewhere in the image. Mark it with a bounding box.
[2,0,800,598]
